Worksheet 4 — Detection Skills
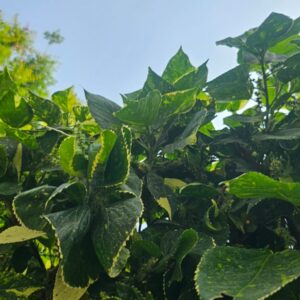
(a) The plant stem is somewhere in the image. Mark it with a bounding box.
[260,55,270,130]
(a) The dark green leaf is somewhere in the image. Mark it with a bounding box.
[92,196,143,277]
[45,206,94,287]
[207,65,252,102]
[253,128,300,141]
[180,182,220,199]
[28,93,61,125]
[164,109,207,153]
[0,145,8,177]
[13,185,56,231]
[85,90,121,129]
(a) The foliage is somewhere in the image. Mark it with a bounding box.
[0,12,61,96]
[1,12,300,300]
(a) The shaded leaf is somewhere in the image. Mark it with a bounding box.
[207,65,252,102]
[45,206,94,287]
[85,90,121,129]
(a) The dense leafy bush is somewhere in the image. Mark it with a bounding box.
[1,12,300,300]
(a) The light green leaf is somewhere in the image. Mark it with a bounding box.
[115,90,162,126]
[12,143,22,181]
[88,130,117,180]
[195,246,300,300]
[0,226,45,244]
[227,171,300,205]
[53,266,88,300]
[173,61,208,91]
[59,136,79,176]
[160,88,198,119]
[92,196,143,277]
[85,90,121,129]
[52,87,78,113]
[162,47,195,84]
[45,206,98,287]
[0,91,33,128]
[103,127,131,186]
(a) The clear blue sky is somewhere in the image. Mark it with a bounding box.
[1,0,300,104]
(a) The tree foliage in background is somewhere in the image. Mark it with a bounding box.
[1,12,300,300]
[0,11,62,96]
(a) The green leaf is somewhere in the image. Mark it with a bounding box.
[207,65,252,102]
[45,206,97,287]
[132,240,162,258]
[59,136,80,176]
[164,109,207,153]
[0,91,33,128]
[0,145,8,177]
[88,130,117,180]
[195,246,300,300]
[85,90,121,129]
[160,88,198,119]
[28,93,61,125]
[277,53,300,83]
[0,226,45,244]
[139,68,174,98]
[227,171,300,206]
[162,47,195,84]
[103,127,131,186]
[53,266,88,300]
[13,185,56,231]
[253,128,300,141]
[45,181,87,209]
[115,90,162,126]
[246,12,294,52]
[171,229,198,282]
[0,182,21,196]
[92,196,143,277]
[52,87,78,113]
[173,61,208,91]
[180,183,220,199]
[0,271,42,299]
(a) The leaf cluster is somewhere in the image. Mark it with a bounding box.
[1,12,300,300]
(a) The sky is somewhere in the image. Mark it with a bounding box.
[1,0,300,105]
